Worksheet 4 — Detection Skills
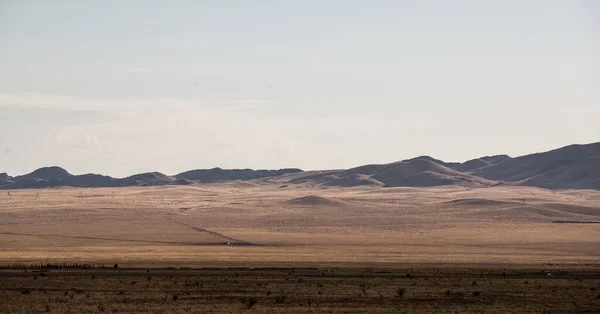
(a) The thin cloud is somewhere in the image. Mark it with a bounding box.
[0,93,286,113]
[0,93,109,111]
[198,100,284,105]
[125,67,149,73]
[198,99,284,110]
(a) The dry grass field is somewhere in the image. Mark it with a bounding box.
[1,183,599,266]
[1,183,599,312]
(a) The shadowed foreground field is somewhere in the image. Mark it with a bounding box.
[1,266,600,313]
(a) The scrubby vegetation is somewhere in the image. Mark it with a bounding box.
[1,266,599,313]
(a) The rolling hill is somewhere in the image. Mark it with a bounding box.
[1,142,598,190]
[471,142,600,184]
[0,167,303,189]
[176,168,302,183]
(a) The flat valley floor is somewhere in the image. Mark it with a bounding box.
[0,184,599,312]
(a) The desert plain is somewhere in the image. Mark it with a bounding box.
[1,180,599,313]
[1,180,599,265]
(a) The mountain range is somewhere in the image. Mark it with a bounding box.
[1,142,599,190]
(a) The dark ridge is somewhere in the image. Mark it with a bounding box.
[175,168,302,183]
[0,167,304,190]
[402,156,460,169]
[450,158,491,172]
[15,166,72,181]
[117,172,175,186]
[472,142,600,188]
[2,141,598,190]
[289,142,599,189]
[479,155,512,165]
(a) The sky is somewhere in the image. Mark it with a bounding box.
[0,0,599,177]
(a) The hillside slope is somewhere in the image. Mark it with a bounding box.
[0,167,304,189]
[518,152,600,189]
[1,142,598,190]
[472,142,600,184]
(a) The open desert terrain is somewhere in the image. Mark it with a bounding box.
[1,183,600,313]
[1,183,599,266]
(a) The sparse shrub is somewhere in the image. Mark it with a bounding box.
[97,301,105,312]
[473,291,480,297]
[247,297,258,309]
[172,294,178,301]
[446,290,451,296]
[396,287,406,297]
[45,304,52,312]
[22,289,32,295]
[240,297,258,309]
[359,283,369,294]
[275,295,287,303]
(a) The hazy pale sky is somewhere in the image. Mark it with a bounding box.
[1,0,599,177]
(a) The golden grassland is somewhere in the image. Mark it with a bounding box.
[0,184,599,266]
[1,184,600,312]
